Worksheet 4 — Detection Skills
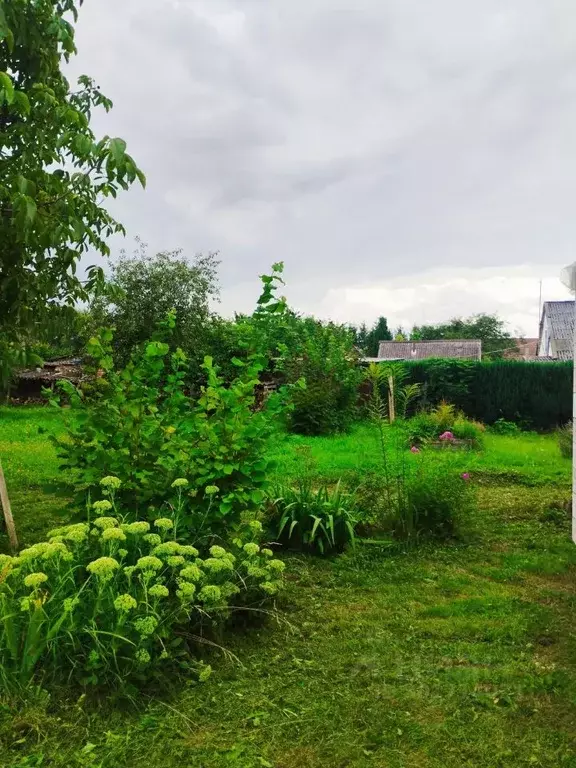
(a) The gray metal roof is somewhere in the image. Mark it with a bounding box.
[543,300,575,342]
[376,340,482,361]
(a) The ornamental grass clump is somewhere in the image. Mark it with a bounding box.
[0,479,285,691]
[268,480,358,555]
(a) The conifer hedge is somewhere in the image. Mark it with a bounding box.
[403,359,571,430]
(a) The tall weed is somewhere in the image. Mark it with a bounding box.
[557,422,573,459]
[364,385,477,542]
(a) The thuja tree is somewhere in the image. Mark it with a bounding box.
[0,0,144,388]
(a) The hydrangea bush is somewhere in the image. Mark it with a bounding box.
[0,479,285,690]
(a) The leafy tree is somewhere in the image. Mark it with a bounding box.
[411,313,512,358]
[0,0,144,386]
[355,322,369,351]
[365,316,392,357]
[92,240,220,371]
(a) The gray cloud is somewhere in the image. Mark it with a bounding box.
[68,0,576,330]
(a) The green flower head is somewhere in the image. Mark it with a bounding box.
[176,581,196,602]
[114,593,137,612]
[246,565,267,579]
[20,597,31,612]
[42,542,72,561]
[143,533,162,547]
[152,542,181,557]
[24,572,48,589]
[220,581,241,598]
[63,597,79,613]
[205,485,219,496]
[261,581,279,595]
[198,585,222,603]
[48,523,89,544]
[18,543,49,561]
[123,566,136,578]
[261,548,274,558]
[124,521,151,536]
[92,500,113,513]
[87,557,120,582]
[243,543,260,557]
[179,545,199,557]
[167,555,185,567]
[0,554,14,570]
[203,558,233,573]
[118,548,128,558]
[134,616,158,637]
[149,584,169,599]
[93,516,118,530]
[136,556,163,572]
[64,526,90,544]
[171,478,189,488]
[268,559,286,573]
[100,476,121,490]
[249,520,263,534]
[180,564,202,582]
[135,648,151,665]
[209,545,227,559]
[153,518,174,531]
[101,527,127,542]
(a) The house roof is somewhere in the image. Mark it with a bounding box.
[376,340,482,361]
[542,300,575,342]
[16,358,84,382]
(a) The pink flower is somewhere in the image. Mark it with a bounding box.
[461,472,470,481]
[439,431,454,441]
[410,446,420,454]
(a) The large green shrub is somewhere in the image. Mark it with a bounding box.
[283,319,362,435]
[0,478,285,690]
[404,359,571,430]
[50,273,292,535]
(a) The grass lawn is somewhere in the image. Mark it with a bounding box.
[0,407,575,767]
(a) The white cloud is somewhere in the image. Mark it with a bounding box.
[66,0,576,325]
[313,264,572,335]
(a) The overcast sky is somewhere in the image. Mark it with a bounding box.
[69,0,576,336]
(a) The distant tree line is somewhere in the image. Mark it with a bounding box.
[350,313,513,359]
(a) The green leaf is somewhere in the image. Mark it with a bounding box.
[109,137,127,165]
[25,197,37,224]
[0,71,14,104]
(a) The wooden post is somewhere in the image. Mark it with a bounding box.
[388,375,396,423]
[0,461,18,552]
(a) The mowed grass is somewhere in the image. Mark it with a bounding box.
[0,408,575,767]
[271,423,570,487]
[0,407,70,546]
